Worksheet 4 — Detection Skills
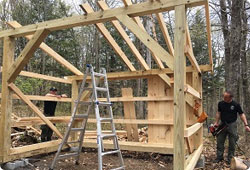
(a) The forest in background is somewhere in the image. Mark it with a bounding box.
[0,0,250,141]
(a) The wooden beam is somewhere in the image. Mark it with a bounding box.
[122,88,139,142]
[174,5,186,170]
[66,65,212,81]
[0,67,71,84]
[97,1,150,71]
[8,29,49,83]
[184,84,201,99]
[205,2,213,67]
[0,0,207,38]
[184,123,203,137]
[116,14,174,70]
[185,25,201,73]
[155,13,174,56]
[7,21,83,76]
[185,144,203,170]
[0,36,15,161]
[8,83,64,139]
[80,4,136,71]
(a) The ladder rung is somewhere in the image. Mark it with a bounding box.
[101,134,116,138]
[98,102,112,106]
[71,128,85,132]
[94,72,105,77]
[100,118,113,122]
[74,114,88,119]
[111,166,125,170]
[102,150,120,156]
[66,140,80,144]
[96,87,108,92]
[59,152,79,159]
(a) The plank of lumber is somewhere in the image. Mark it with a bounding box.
[19,69,71,84]
[0,93,173,102]
[0,36,15,160]
[122,88,139,142]
[174,5,186,170]
[83,139,174,154]
[12,117,176,127]
[8,83,64,139]
[5,139,173,163]
[185,25,201,73]
[184,84,201,99]
[184,123,203,137]
[66,65,212,81]
[185,144,203,170]
[116,14,174,70]
[7,21,83,76]
[80,4,136,71]
[97,1,150,71]
[185,93,195,108]
[155,13,174,56]
[8,29,49,83]
[0,0,207,38]
[205,2,213,67]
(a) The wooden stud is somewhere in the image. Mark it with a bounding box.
[184,84,201,99]
[0,0,207,38]
[8,29,49,83]
[8,83,64,139]
[71,80,79,142]
[7,21,83,76]
[174,5,186,170]
[205,2,213,67]
[155,13,174,56]
[97,1,150,71]
[0,36,15,161]
[122,88,139,142]
[116,14,174,70]
[185,144,203,170]
[80,4,136,71]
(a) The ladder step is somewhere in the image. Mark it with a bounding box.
[74,114,88,119]
[98,102,112,106]
[71,128,85,132]
[100,118,113,122]
[94,72,106,77]
[59,152,79,159]
[111,166,125,170]
[96,87,108,92]
[102,150,120,156]
[101,134,116,138]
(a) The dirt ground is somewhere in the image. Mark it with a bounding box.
[9,130,250,170]
[16,149,173,170]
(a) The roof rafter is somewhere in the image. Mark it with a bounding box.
[0,0,207,38]
[80,3,136,71]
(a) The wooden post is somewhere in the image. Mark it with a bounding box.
[174,5,186,170]
[121,88,139,142]
[0,36,15,162]
[71,80,79,141]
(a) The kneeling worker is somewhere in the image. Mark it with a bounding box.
[41,87,67,142]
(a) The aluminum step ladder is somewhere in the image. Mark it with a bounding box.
[49,64,125,170]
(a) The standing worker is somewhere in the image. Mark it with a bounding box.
[214,91,250,164]
[41,87,67,142]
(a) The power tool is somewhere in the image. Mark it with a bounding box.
[209,123,228,136]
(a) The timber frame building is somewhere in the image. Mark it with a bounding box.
[0,0,213,170]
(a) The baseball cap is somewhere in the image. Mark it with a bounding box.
[49,87,57,91]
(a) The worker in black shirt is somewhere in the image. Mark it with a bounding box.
[214,91,250,164]
[41,87,67,142]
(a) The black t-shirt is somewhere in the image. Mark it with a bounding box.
[218,100,243,123]
[44,101,57,116]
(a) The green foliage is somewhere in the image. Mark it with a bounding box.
[15,77,43,94]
